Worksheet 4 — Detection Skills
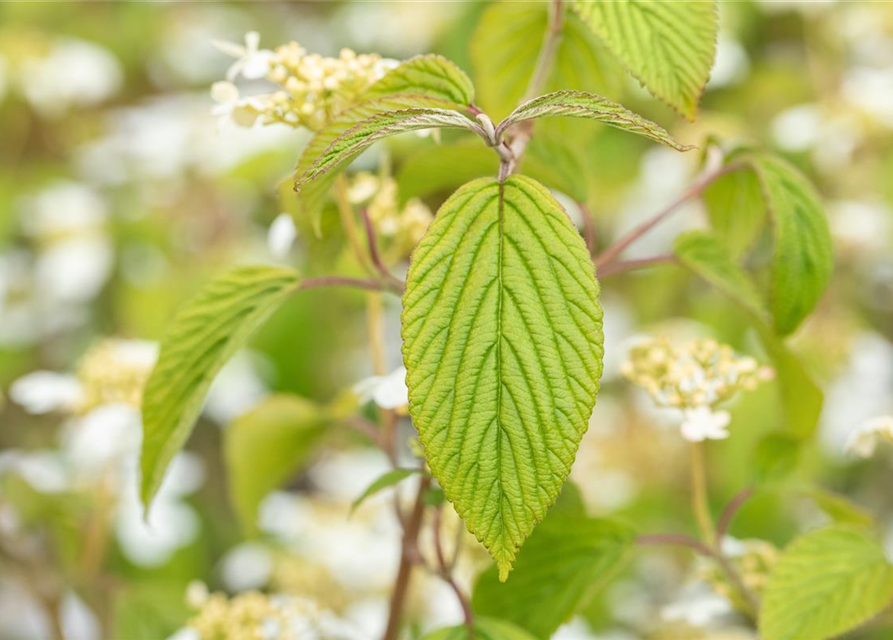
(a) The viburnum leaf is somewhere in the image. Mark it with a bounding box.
[402,175,604,580]
[421,618,539,640]
[749,154,833,336]
[702,167,767,258]
[472,513,635,639]
[366,54,475,106]
[140,265,299,510]
[761,526,893,640]
[496,90,693,152]
[571,0,718,120]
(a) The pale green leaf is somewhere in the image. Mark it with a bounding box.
[224,394,331,533]
[472,514,634,639]
[749,154,834,336]
[796,487,875,529]
[402,175,604,580]
[366,54,475,106]
[350,468,420,515]
[295,108,483,191]
[471,1,623,120]
[702,168,767,258]
[761,526,893,640]
[572,0,718,120]
[496,90,693,152]
[673,231,765,317]
[421,618,539,640]
[140,265,299,509]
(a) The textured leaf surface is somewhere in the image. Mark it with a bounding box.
[702,168,767,258]
[350,468,419,515]
[140,266,299,508]
[761,526,893,640]
[422,618,539,640]
[572,0,717,120]
[402,175,604,580]
[750,154,833,336]
[496,90,692,152]
[295,108,482,191]
[473,514,634,639]
[471,1,622,120]
[224,394,330,533]
[366,54,475,106]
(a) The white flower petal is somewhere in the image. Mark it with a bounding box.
[9,371,83,414]
[267,213,297,259]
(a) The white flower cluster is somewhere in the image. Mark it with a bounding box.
[211,32,394,131]
[845,415,893,458]
[622,336,774,442]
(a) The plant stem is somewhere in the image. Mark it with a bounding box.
[636,533,714,557]
[433,506,474,635]
[716,486,754,541]
[690,442,715,547]
[596,254,676,278]
[299,276,401,294]
[361,207,405,291]
[383,475,430,640]
[334,173,374,275]
[593,158,741,269]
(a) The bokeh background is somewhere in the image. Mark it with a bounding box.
[1,1,892,639]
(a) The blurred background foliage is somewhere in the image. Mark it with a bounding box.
[1,1,893,639]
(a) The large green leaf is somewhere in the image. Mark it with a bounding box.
[471,1,622,120]
[366,54,475,106]
[224,394,332,533]
[761,526,893,640]
[702,168,767,259]
[402,175,604,580]
[140,265,299,509]
[674,232,823,439]
[421,618,539,640]
[749,154,834,336]
[295,108,483,191]
[496,90,692,152]
[572,0,718,120]
[473,514,634,639]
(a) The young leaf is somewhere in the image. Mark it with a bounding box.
[749,154,834,336]
[295,108,484,191]
[366,54,475,106]
[224,394,331,533]
[496,90,693,152]
[472,514,634,639]
[140,265,299,510]
[702,168,767,258]
[421,618,539,640]
[761,526,893,640]
[350,468,420,515]
[470,1,622,120]
[402,175,604,581]
[571,0,718,120]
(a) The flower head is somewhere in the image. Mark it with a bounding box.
[845,415,893,458]
[213,31,275,82]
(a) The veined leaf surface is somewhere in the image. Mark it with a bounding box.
[366,54,475,106]
[572,0,718,120]
[402,175,604,580]
[140,266,299,509]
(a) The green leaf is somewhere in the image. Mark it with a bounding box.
[471,1,622,120]
[673,231,766,317]
[797,487,875,529]
[761,526,893,640]
[140,265,299,510]
[295,108,483,192]
[571,0,718,120]
[753,433,800,483]
[402,175,604,580]
[396,142,500,206]
[496,90,693,152]
[350,468,420,515]
[421,618,539,640]
[473,514,634,639]
[749,154,834,336]
[702,168,767,258]
[225,394,332,533]
[366,54,475,106]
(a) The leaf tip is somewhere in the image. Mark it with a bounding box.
[497,562,512,583]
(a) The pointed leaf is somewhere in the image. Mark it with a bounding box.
[496,90,693,152]
[571,0,718,120]
[295,108,483,191]
[761,526,893,640]
[421,618,539,640]
[749,154,833,336]
[402,175,604,580]
[366,54,475,106]
[473,514,634,639]
[140,266,299,509]
[350,468,420,515]
[702,168,767,258]
[225,394,331,533]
